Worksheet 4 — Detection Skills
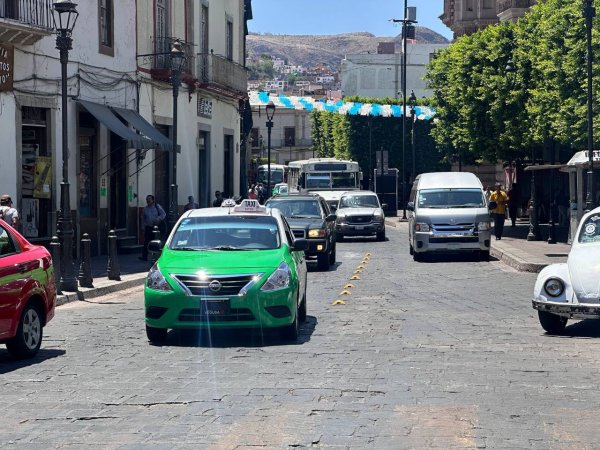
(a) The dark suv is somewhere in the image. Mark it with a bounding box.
[266,194,337,270]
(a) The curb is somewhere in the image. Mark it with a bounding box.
[489,246,546,273]
[56,274,147,307]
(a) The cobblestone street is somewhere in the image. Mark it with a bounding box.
[2,225,600,448]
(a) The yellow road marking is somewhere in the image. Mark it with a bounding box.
[332,299,346,305]
[344,283,355,289]
[339,290,351,296]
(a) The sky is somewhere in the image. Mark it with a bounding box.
[248,0,453,41]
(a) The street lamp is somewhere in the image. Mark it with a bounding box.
[287,135,293,164]
[265,101,276,196]
[52,0,79,292]
[169,39,186,229]
[584,0,596,212]
[408,90,417,182]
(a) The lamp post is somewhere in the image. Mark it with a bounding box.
[169,39,186,229]
[52,0,79,292]
[265,101,276,196]
[287,135,293,165]
[584,0,596,212]
[409,90,417,183]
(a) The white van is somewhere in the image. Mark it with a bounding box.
[407,172,492,261]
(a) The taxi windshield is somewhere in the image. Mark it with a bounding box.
[418,189,485,208]
[578,214,600,244]
[170,216,281,250]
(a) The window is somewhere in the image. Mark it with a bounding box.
[226,19,234,60]
[98,0,113,56]
[155,0,170,68]
[465,0,474,11]
[483,0,493,9]
[284,127,295,146]
[200,4,209,55]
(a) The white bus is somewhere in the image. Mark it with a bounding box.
[256,164,288,189]
[287,158,362,209]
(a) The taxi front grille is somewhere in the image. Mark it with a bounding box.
[347,215,373,224]
[174,274,257,297]
[178,308,255,322]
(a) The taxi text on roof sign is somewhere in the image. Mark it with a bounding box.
[233,199,267,213]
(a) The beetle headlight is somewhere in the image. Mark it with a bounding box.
[415,222,430,232]
[478,221,491,231]
[308,229,326,238]
[544,278,565,297]
[261,262,291,291]
[146,263,173,292]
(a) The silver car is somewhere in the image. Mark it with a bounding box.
[335,191,386,241]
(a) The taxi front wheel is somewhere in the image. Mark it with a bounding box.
[146,325,168,344]
[281,305,299,342]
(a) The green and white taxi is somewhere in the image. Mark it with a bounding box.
[144,199,308,343]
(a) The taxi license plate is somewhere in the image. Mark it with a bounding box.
[201,300,230,316]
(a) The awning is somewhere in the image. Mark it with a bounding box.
[524,164,567,171]
[111,107,176,152]
[78,100,154,149]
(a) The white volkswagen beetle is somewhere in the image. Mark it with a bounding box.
[532,206,600,333]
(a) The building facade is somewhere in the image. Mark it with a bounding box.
[340,43,449,99]
[0,0,251,255]
[441,0,536,39]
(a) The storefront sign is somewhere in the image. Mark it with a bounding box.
[197,97,213,118]
[0,44,14,92]
[100,176,107,197]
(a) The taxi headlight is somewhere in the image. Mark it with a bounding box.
[415,222,430,232]
[146,264,173,292]
[308,228,326,238]
[478,221,491,231]
[261,262,291,291]
[544,278,565,297]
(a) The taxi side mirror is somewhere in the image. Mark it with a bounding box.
[407,202,415,212]
[292,238,309,252]
[148,240,164,253]
[325,214,337,222]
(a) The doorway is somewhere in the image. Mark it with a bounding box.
[224,134,234,198]
[109,133,127,229]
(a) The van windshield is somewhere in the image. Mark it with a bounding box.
[418,189,485,208]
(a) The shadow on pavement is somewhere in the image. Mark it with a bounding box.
[544,319,600,339]
[152,315,318,348]
[0,348,66,373]
[414,252,497,264]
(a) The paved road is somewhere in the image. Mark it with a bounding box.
[3,225,600,448]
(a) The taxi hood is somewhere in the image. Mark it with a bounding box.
[568,245,600,301]
[158,247,287,271]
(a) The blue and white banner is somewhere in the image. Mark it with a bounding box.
[249,91,436,121]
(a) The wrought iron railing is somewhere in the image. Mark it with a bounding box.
[152,36,195,76]
[197,52,248,94]
[0,0,53,29]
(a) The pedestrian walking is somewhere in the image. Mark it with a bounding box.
[490,184,509,240]
[212,191,223,207]
[256,183,266,204]
[484,186,492,202]
[0,194,19,230]
[248,184,257,200]
[507,183,519,227]
[184,195,199,212]
[139,194,166,261]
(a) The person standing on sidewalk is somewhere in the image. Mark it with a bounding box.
[490,184,509,240]
[507,183,519,227]
[0,194,19,230]
[139,194,166,261]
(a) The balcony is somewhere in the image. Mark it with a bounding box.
[0,0,53,45]
[197,52,248,99]
[497,0,535,22]
[150,37,195,83]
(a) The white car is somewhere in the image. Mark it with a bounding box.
[532,206,600,333]
[335,191,386,241]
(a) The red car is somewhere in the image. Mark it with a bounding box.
[0,219,57,359]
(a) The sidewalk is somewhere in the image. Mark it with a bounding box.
[386,216,570,273]
[56,252,152,306]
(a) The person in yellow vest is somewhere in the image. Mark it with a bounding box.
[490,184,509,240]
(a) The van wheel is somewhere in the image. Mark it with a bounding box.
[409,243,414,255]
[6,303,43,359]
[538,311,567,334]
[376,229,386,241]
[413,251,423,262]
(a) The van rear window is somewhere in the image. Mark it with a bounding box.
[418,189,485,208]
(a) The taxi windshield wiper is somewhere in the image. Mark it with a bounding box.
[173,247,202,251]
[291,214,319,218]
[207,245,250,251]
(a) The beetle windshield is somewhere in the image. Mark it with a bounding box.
[170,216,281,250]
[418,189,485,208]
[578,213,600,244]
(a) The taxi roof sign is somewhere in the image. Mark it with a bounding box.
[232,199,267,213]
[221,199,237,207]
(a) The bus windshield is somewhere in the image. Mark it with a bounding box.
[257,168,284,184]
